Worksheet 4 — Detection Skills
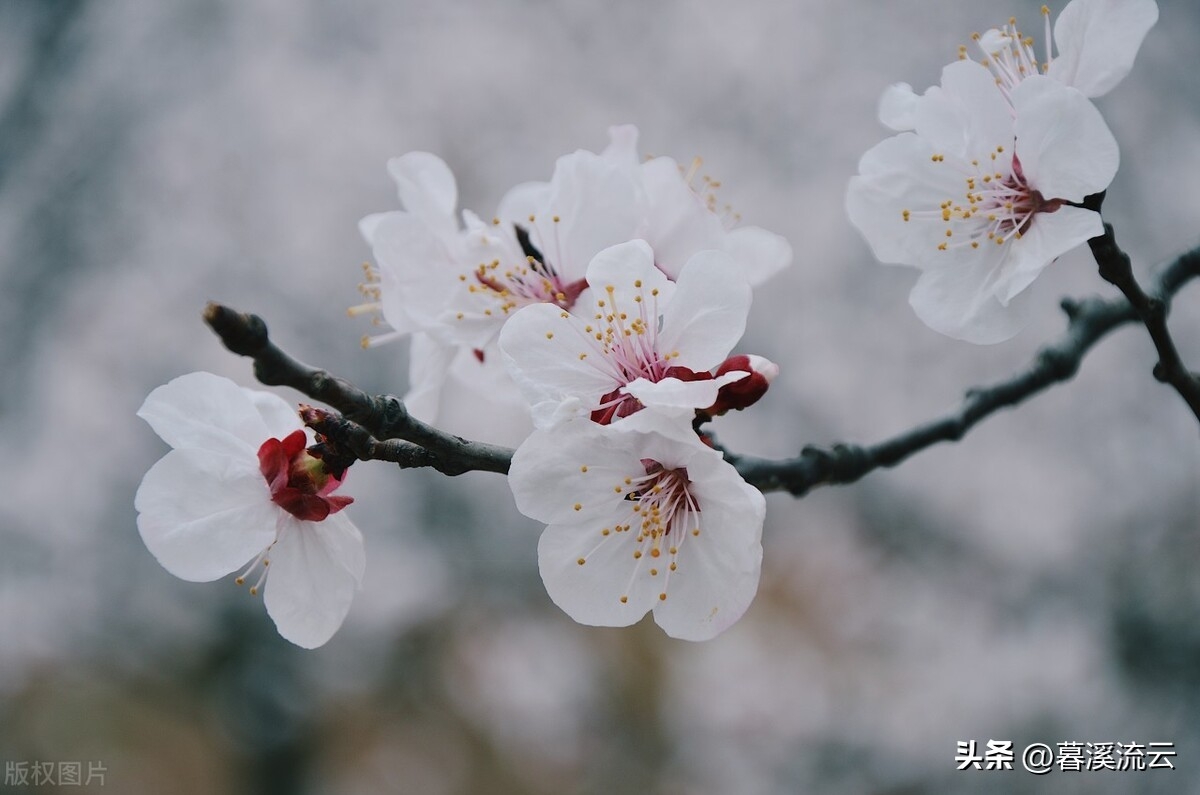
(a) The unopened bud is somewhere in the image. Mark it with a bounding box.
[704,354,778,416]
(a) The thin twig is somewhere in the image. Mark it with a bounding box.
[203,247,1199,494]
[1087,222,1200,421]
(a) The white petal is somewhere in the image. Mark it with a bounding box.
[846,133,976,268]
[138,371,274,456]
[508,422,639,526]
[607,408,706,444]
[602,124,641,169]
[135,448,278,582]
[367,211,462,332]
[403,333,456,424]
[358,211,388,244]
[532,150,642,280]
[651,454,764,641]
[908,256,1035,344]
[386,152,458,234]
[878,82,918,131]
[496,180,552,227]
[1048,0,1159,97]
[622,370,746,415]
[915,61,1013,160]
[538,518,660,629]
[246,389,304,440]
[724,226,793,286]
[639,156,725,278]
[1012,76,1118,202]
[499,303,617,420]
[994,205,1103,304]
[585,239,675,308]
[657,250,751,370]
[264,513,365,649]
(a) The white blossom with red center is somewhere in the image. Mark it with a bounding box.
[357,130,795,437]
[135,372,365,649]
[356,147,641,437]
[846,59,1119,343]
[498,239,755,428]
[508,416,765,640]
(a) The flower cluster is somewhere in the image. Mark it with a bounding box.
[350,127,794,639]
[354,126,790,440]
[847,0,1157,343]
[133,0,1160,649]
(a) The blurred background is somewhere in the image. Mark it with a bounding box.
[1,0,1198,792]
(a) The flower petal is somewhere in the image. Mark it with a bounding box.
[878,82,918,131]
[724,226,793,286]
[651,453,764,641]
[914,61,1013,160]
[846,133,974,268]
[538,518,660,629]
[403,332,456,425]
[509,422,639,526]
[263,512,365,649]
[138,371,276,456]
[365,211,462,333]
[1048,0,1159,97]
[1012,76,1118,202]
[994,205,1103,304]
[135,448,278,582]
[386,152,458,235]
[246,390,305,441]
[601,124,641,170]
[638,156,726,279]
[519,150,642,281]
[908,255,1035,344]
[622,371,746,415]
[657,250,751,370]
[499,303,618,424]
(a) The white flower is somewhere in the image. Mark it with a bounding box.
[880,0,1159,130]
[134,372,365,649]
[508,416,765,640]
[846,60,1119,343]
[498,239,753,427]
[356,147,642,434]
[357,129,793,432]
[600,125,793,285]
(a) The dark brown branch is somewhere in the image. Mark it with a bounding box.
[203,302,512,477]
[204,246,1199,495]
[730,249,1200,494]
[1087,222,1200,422]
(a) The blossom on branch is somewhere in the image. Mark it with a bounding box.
[356,128,792,435]
[498,239,757,428]
[847,60,1119,343]
[135,372,365,648]
[508,416,765,640]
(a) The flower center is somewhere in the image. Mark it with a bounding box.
[904,149,1062,253]
[576,460,702,605]
[576,280,694,424]
[257,430,354,522]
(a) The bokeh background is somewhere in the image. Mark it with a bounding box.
[2,0,1199,792]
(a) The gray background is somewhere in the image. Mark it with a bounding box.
[1,0,1198,792]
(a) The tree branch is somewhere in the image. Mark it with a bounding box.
[732,249,1200,494]
[203,247,1199,495]
[203,302,512,477]
[1087,222,1200,422]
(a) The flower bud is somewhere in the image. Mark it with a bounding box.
[703,354,778,417]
